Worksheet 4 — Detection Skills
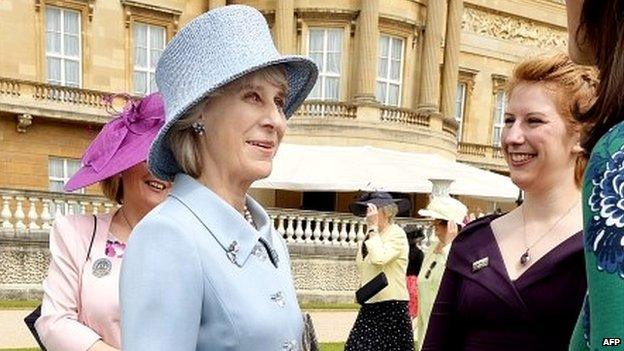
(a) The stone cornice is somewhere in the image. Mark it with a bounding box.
[461,5,567,49]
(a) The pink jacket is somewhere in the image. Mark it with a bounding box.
[35,213,122,351]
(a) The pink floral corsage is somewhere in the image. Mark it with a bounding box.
[105,239,126,258]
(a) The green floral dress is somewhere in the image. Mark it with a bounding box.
[570,121,624,350]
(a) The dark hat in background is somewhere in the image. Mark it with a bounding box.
[348,192,411,217]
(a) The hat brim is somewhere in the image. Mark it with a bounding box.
[64,129,158,192]
[417,209,449,221]
[349,198,410,217]
[148,55,318,181]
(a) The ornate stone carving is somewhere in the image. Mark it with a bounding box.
[461,6,567,49]
[16,114,33,133]
[459,68,478,97]
[492,74,508,94]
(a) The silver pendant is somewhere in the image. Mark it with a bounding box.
[92,258,112,278]
[520,251,530,266]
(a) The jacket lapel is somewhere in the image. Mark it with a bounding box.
[168,173,260,267]
[447,217,531,318]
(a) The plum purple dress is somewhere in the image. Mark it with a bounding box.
[422,215,586,351]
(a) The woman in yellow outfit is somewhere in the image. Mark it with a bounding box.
[345,192,414,351]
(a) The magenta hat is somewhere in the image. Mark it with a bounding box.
[64,93,166,192]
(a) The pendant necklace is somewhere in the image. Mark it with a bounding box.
[120,207,135,230]
[520,200,579,266]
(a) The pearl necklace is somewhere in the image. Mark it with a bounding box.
[243,205,256,229]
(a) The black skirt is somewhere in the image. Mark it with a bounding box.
[345,300,414,351]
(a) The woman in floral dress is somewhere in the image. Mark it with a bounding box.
[566,1,624,349]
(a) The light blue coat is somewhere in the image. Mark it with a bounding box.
[120,174,303,351]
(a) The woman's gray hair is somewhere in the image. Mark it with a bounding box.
[166,65,288,178]
[379,203,399,223]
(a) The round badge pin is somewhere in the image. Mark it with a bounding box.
[92,258,112,278]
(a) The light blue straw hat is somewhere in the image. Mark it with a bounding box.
[149,5,318,181]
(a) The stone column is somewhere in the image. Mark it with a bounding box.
[208,0,226,10]
[275,0,295,54]
[353,0,379,105]
[418,0,445,113]
[440,0,463,121]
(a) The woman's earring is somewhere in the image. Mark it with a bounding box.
[192,121,205,135]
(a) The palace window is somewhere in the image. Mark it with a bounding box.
[376,35,404,106]
[133,23,166,95]
[455,82,467,141]
[49,157,83,193]
[492,89,506,147]
[45,6,81,87]
[307,28,343,101]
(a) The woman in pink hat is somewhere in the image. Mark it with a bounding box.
[34,93,171,351]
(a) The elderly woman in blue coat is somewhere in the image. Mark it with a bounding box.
[119,5,318,351]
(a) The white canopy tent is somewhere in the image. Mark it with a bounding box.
[252,144,520,202]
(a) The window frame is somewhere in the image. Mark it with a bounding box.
[307,27,344,101]
[376,34,405,107]
[132,22,166,95]
[455,82,467,141]
[44,6,82,87]
[121,0,181,94]
[48,156,84,194]
[492,89,506,147]
[491,75,508,147]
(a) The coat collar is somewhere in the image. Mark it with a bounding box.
[168,173,274,267]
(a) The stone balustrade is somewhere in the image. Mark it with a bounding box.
[0,189,433,301]
[293,100,357,119]
[457,142,508,172]
[458,142,504,159]
[379,105,430,126]
[0,188,433,246]
[0,77,21,96]
[0,189,117,236]
[267,207,432,249]
[33,82,110,108]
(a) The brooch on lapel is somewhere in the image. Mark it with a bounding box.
[226,240,240,264]
[472,257,489,272]
[251,243,268,261]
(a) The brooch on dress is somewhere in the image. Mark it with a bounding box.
[92,258,112,278]
[471,257,489,272]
